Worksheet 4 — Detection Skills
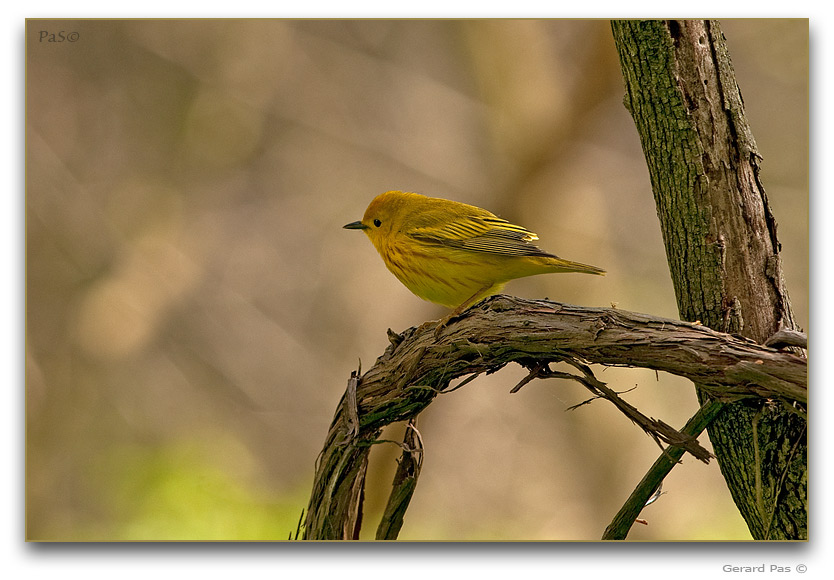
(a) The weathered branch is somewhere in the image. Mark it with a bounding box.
[375,419,424,540]
[513,359,714,462]
[303,295,806,540]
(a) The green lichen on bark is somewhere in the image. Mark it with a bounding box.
[611,19,806,540]
[612,20,725,329]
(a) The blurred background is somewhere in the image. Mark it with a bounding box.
[25,19,807,541]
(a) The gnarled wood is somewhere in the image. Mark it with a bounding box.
[303,296,806,540]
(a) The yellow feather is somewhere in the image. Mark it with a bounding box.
[344,191,605,310]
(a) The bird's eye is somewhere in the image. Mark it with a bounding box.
[373,219,382,227]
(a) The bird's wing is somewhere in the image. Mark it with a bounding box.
[408,214,555,258]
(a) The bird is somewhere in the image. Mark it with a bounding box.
[344,190,605,327]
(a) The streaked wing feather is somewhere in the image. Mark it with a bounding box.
[409,214,556,258]
[457,230,553,257]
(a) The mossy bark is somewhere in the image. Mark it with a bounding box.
[611,19,807,540]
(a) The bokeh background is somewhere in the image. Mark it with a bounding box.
[25,19,807,541]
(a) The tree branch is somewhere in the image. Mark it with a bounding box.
[375,419,424,540]
[602,399,727,540]
[512,359,714,462]
[302,295,806,540]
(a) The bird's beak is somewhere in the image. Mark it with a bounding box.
[343,221,369,230]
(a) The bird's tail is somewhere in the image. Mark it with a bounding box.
[545,257,606,276]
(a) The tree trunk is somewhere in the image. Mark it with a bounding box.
[611,19,807,540]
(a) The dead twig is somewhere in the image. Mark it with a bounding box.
[376,419,424,540]
[602,400,726,540]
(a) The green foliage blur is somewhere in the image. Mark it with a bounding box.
[45,434,308,541]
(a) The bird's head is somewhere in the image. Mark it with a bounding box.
[343,190,419,248]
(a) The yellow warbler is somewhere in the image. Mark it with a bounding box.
[344,190,605,316]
